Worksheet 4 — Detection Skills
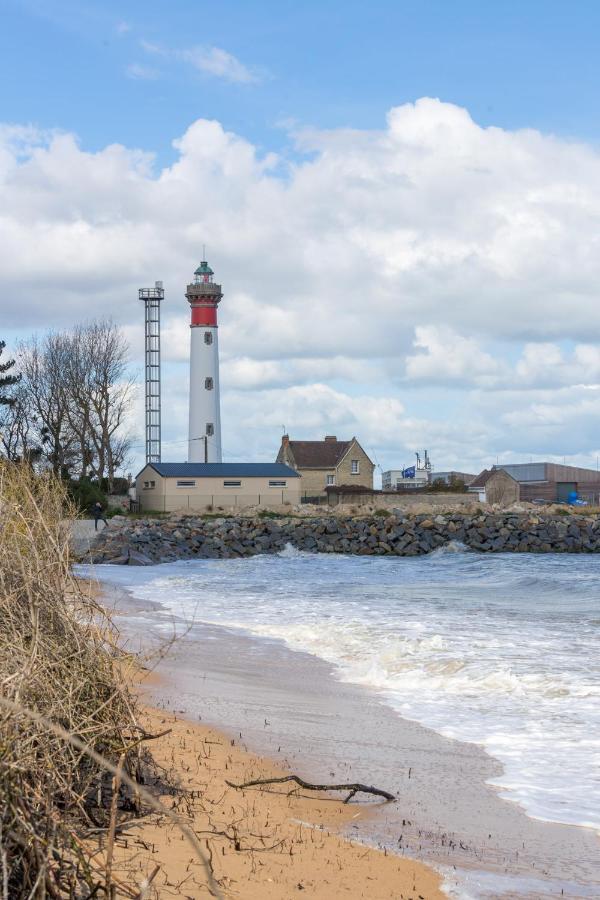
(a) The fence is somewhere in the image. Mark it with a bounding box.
[139,491,299,513]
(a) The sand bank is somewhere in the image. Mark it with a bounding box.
[109,703,443,898]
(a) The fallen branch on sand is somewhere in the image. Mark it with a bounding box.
[225,775,396,804]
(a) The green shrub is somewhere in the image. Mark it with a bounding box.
[374,508,392,517]
[66,478,107,513]
[100,476,129,495]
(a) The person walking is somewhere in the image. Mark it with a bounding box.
[92,501,108,531]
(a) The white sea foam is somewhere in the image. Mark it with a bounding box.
[83,551,600,831]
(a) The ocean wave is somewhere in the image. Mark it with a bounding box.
[87,552,600,830]
[429,540,470,556]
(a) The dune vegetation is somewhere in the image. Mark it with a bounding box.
[0,463,149,898]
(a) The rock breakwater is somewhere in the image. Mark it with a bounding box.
[86,511,600,565]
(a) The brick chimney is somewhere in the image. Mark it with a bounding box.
[324,435,337,442]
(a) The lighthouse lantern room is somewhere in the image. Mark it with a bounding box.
[186,259,223,463]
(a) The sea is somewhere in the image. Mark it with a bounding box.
[86,544,600,836]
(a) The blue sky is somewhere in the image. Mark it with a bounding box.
[5,0,600,159]
[3,0,600,476]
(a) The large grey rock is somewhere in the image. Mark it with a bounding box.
[128,549,154,566]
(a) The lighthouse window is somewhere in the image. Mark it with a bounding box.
[206,423,214,436]
[204,332,213,345]
[205,377,214,390]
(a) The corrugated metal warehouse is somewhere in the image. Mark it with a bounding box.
[494,462,600,503]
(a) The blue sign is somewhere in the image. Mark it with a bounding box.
[402,466,416,479]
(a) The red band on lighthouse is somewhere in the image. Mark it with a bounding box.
[191,306,217,327]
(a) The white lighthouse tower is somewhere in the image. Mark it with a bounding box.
[186,259,223,463]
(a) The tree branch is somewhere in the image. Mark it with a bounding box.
[225,775,396,803]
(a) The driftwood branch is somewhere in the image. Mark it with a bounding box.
[225,775,395,803]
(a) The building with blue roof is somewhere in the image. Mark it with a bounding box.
[135,461,300,512]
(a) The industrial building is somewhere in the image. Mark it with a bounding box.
[136,463,300,512]
[382,468,429,490]
[429,471,476,486]
[382,451,432,491]
[469,462,600,504]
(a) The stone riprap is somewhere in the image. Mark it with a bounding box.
[84,511,600,565]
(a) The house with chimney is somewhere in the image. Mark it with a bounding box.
[276,435,375,498]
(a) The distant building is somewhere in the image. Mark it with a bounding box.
[429,471,476,486]
[382,469,429,490]
[277,435,374,498]
[494,462,600,503]
[135,462,300,512]
[468,469,520,505]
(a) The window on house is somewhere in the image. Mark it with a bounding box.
[351,460,360,474]
[206,423,214,436]
[176,480,196,487]
[223,480,241,487]
[269,480,287,487]
[205,377,214,390]
[143,480,156,489]
[143,481,149,489]
[204,332,213,345]
[326,474,335,486]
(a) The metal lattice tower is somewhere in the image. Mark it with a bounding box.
[139,281,163,464]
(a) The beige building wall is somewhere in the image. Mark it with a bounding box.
[297,467,336,496]
[336,442,374,489]
[485,471,520,505]
[136,467,300,512]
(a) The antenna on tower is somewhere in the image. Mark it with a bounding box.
[139,280,163,464]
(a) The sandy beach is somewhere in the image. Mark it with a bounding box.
[108,701,443,898]
[91,571,600,899]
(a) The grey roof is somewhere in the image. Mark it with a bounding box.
[137,462,300,479]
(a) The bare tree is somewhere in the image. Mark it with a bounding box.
[66,321,135,491]
[16,323,135,485]
[18,334,77,475]
[0,381,43,465]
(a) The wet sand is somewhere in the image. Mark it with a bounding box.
[110,704,443,898]
[106,581,600,899]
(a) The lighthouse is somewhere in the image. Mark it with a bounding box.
[186,259,223,463]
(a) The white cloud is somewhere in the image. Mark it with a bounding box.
[5,99,600,471]
[138,39,261,85]
[406,325,500,384]
[126,63,160,81]
[139,39,167,57]
[178,46,260,84]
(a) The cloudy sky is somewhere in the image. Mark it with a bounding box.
[3,1,600,479]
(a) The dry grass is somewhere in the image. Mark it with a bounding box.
[0,463,221,899]
[0,462,142,896]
